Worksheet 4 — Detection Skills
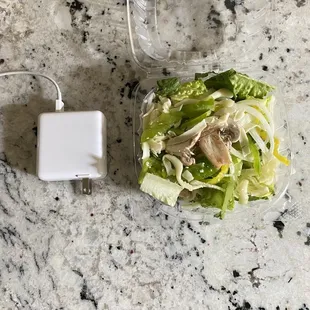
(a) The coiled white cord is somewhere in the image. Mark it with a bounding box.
[0,71,64,111]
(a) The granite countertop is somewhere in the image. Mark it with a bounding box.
[0,0,310,309]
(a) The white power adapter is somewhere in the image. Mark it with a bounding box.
[37,111,107,194]
[0,71,107,194]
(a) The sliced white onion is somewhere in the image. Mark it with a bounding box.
[167,119,206,146]
[182,170,194,182]
[174,98,199,108]
[237,179,249,205]
[229,163,235,176]
[239,128,251,157]
[163,158,175,176]
[209,88,233,100]
[148,136,166,155]
[141,142,150,160]
[238,99,274,134]
[190,180,225,192]
[230,147,253,162]
[214,106,236,116]
[237,104,274,153]
[216,99,235,108]
[145,92,155,110]
[163,155,224,191]
[142,105,155,130]
[234,110,245,122]
[160,97,171,113]
[218,113,230,124]
[248,128,268,154]
[243,123,258,133]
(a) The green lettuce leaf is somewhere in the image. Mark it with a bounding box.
[156,77,180,97]
[141,111,183,142]
[203,69,275,100]
[140,173,183,207]
[171,79,207,101]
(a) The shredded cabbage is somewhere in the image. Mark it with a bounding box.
[163,155,224,192]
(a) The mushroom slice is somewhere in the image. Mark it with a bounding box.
[165,120,206,166]
[220,120,240,144]
[199,131,231,169]
[198,119,240,168]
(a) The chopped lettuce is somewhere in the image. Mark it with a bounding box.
[171,79,207,101]
[138,69,288,219]
[203,69,275,100]
[140,173,183,206]
[156,77,180,97]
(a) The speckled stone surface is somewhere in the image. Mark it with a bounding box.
[0,0,310,309]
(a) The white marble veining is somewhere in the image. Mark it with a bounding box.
[0,0,310,309]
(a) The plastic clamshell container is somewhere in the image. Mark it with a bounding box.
[127,0,292,223]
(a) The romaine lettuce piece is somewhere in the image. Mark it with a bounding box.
[203,69,275,100]
[156,77,180,97]
[171,79,207,101]
[140,173,183,206]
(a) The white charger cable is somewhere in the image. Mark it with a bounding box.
[0,71,64,111]
[0,70,107,194]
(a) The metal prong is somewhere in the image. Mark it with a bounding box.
[82,178,92,195]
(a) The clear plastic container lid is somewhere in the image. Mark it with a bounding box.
[127,0,292,224]
[127,0,275,73]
